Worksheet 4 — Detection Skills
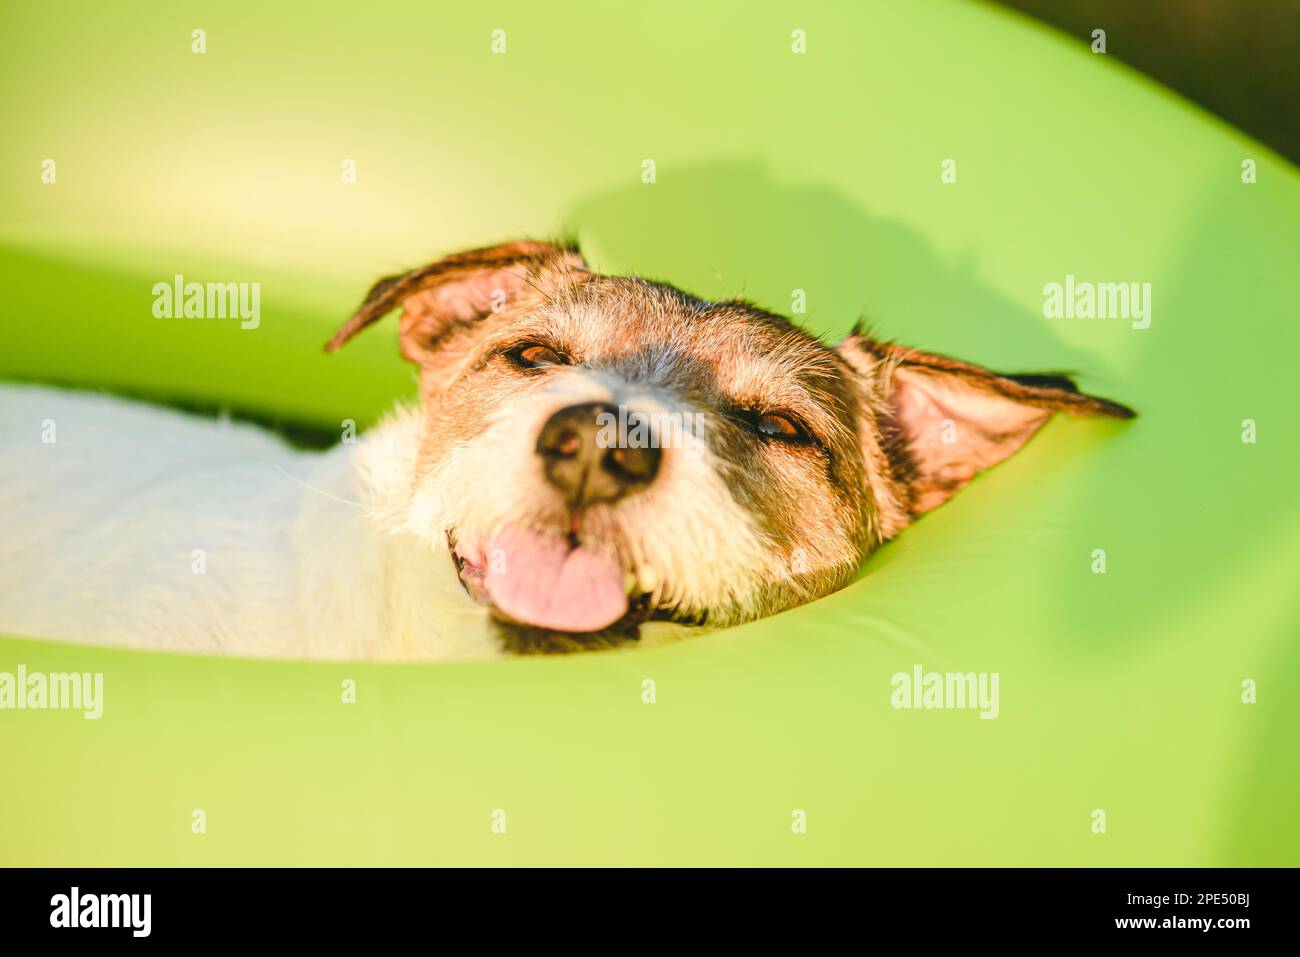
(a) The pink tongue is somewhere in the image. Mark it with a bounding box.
[483,526,628,633]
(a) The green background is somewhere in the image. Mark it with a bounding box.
[1,0,1297,865]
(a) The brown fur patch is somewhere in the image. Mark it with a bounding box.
[328,241,1136,650]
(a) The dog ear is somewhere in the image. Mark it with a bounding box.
[836,329,1135,518]
[325,240,588,358]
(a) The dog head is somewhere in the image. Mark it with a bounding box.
[327,240,1133,652]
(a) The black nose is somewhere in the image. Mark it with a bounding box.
[535,402,662,507]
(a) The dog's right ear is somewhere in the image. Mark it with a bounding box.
[324,240,588,359]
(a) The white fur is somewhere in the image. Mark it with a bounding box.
[409,366,773,623]
[0,384,500,660]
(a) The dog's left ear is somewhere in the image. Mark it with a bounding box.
[325,239,588,357]
[836,330,1135,519]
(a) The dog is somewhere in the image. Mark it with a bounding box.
[0,240,1134,659]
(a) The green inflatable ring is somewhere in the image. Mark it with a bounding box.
[1,0,1297,865]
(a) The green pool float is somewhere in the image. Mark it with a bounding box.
[1,0,1297,865]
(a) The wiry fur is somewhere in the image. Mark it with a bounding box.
[0,240,1134,659]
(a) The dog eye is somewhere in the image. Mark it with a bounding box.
[508,343,568,369]
[756,412,804,440]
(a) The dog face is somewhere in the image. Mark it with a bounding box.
[328,241,1133,652]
